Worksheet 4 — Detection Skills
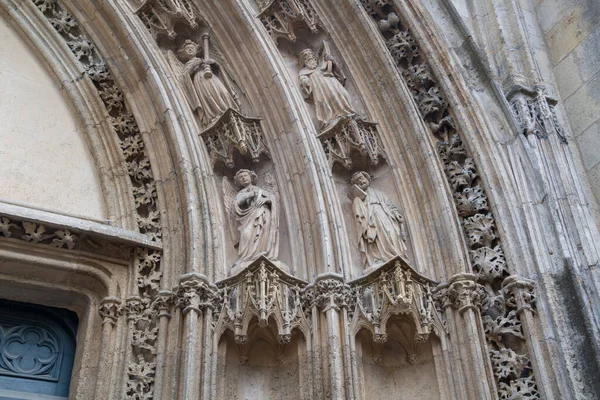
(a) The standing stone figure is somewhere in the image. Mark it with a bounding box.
[350,171,407,268]
[223,170,279,263]
[168,35,239,127]
[298,42,357,130]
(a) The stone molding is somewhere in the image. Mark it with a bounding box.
[32,0,163,243]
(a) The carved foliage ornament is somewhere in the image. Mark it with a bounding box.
[357,0,538,396]
[32,0,162,242]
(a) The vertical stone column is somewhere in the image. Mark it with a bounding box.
[174,273,218,400]
[152,290,173,400]
[305,275,351,400]
[97,297,122,399]
[443,274,496,400]
[502,276,555,398]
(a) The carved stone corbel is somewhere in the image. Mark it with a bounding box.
[152,290,174,318]
[134,0,198,39]
[200,108,270,168]
[507,85,567,144]
[257,0,318,42]
[348,258,445,365]
[305,276,352,312]
[318,116,385,169]
[213,259,310,364]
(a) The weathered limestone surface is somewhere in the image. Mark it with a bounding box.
[536,0,600,203]
[0,15,106,220]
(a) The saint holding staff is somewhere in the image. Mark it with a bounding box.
[168,34,240,128]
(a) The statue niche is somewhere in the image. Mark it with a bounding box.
[298,44,356,131]
[223,169,279,264]
[350,171,407,269]
[168,35,239,128]
[297,41,385,170]
[167,34,269,168]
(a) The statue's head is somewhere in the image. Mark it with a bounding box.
[300,49,318,69]
[177,39,200,61]
[351,171,371,191]
[234,169,258,188]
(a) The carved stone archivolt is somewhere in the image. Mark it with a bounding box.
[32,0,163,243]
[257,0,318,42]
[358,0,539,396]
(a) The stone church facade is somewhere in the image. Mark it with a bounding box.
[0,0,599,398]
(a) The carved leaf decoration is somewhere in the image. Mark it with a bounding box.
[484,310,524,347]
[137,269,162,296]
[33,0,56,13]
[67,36,95,61]
[437,132,465,161]
[121,135,145,158]
[471,245,507,282]
[403,63,433,91]
[48,9,77,34]
[0,217,17,237]
[127,158,153,183]
[99,82,124,112]
[51,229,77,250]
[85,61,110,82]
[455,186,489,217]
[137,211,161,231]
[463,213,496,247]
[445,158,477,190]
[21,222,51,243]
[359,0,391,15]
[490,348,528,381]
[386,31,419,65]
[133,183,158,207]
[498,376,539,400]
[416,87,447,118]
[111,112,139,135]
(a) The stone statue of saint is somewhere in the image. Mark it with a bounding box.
[350,171,407,268]
[223,170,279,263]
[168,35,240,128]
[298,42,357,130]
